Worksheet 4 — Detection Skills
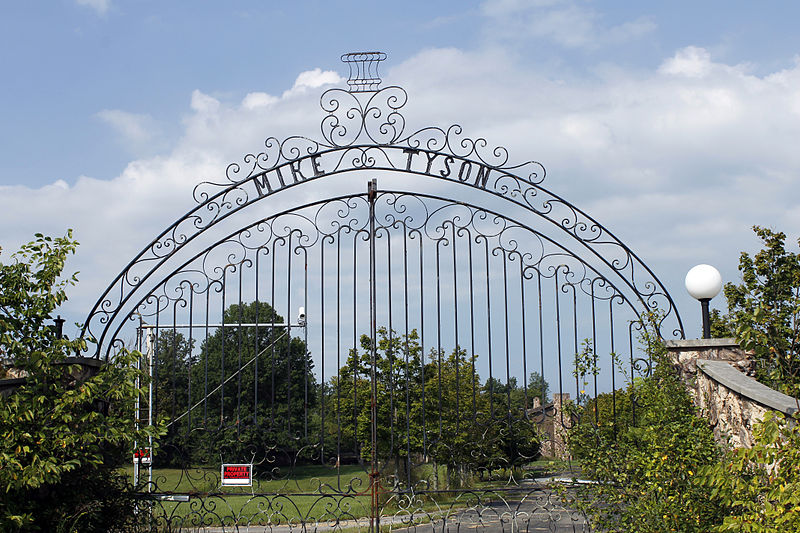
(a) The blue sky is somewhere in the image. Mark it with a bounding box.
[2,0,800,345]
[4,1,800,188]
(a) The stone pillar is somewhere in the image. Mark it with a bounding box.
[551,393,571,460]
[665,337,747,369]
[665,338,798,448]
[665,338,747,405]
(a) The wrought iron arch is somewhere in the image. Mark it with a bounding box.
[126,191,645,348]
[83,84,683,360]
[85,54,685,533]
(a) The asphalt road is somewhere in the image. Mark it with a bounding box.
[395,496,591,533]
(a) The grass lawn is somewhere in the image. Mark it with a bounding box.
[127,464,371,526]
[128,464,372,494]
[523,457,581,478]
[127,463,561,527]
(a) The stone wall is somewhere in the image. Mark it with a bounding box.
[666,338,798,448]
[530,393,572,460]
[550,393,571,460]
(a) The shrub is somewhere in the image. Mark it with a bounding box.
[566,336,726,532]
[714,226,800,397]
[0,232,161,531]
[700,411,800,532]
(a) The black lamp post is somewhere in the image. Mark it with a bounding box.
[54,315,65,340]
[685,264,722,339]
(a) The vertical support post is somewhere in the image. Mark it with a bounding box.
[367,178,380,533]
[701,298,711,339]
[134,319,142,489]
[54,315,65,340]
[146,327,154,490]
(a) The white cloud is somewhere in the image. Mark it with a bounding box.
[293,68,342,89]
[283,68,343,97]
[0,69,346,325]
[242,92,278,110]
[481,0,656,49]
[391,45,800,312]
[75,0,110,15]
[190,90,220,114]
[659,46,713,78]
[96,109,158,146]
[3,46,800,343]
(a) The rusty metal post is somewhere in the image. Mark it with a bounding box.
[368,178,380,533]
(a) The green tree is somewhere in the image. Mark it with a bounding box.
[426,346,493,487]
[700,411,800,532]
[154,301,316,465]
[714,226,800,397]
[568,228,800,531]
[567,330,725,532]
[702,226,800,530]
[329,328,425,481]
[527,371,550,405]
[154,330,194,423]
[568,341,635,435]
[480,373,542,475]
[0,232,161,531]
[331,329,544,489]
[151,330,193,465]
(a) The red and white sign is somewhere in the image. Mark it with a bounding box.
[221,463,253,486]
[133,447,152,465]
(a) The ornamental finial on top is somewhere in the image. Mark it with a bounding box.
[341,51,387,92]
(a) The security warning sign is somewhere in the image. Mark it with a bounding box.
[133,447,152,465]
[221,464,253,486]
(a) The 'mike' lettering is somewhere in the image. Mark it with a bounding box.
[310,155,324,177]
[253,174,273,197]
[275,167,286,188]
[289,160,306,182]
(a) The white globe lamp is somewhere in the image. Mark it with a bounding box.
[685,264,722,338]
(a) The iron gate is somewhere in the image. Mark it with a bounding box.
[83,52,684,532]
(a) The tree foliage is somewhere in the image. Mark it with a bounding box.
[566,227,800,530]
[329,328,543,489]
[567,330,725,532]
[700,411,800,532]
[154,301,316,465]
[153,316,543,479]
[329,328,425,472]
[0,232,160,532]
[714,226,800,397]
[702,226,800,530]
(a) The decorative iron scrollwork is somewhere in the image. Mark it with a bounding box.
[341,51,387,93]
[83,74,682,358]
[81,55,682,533]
